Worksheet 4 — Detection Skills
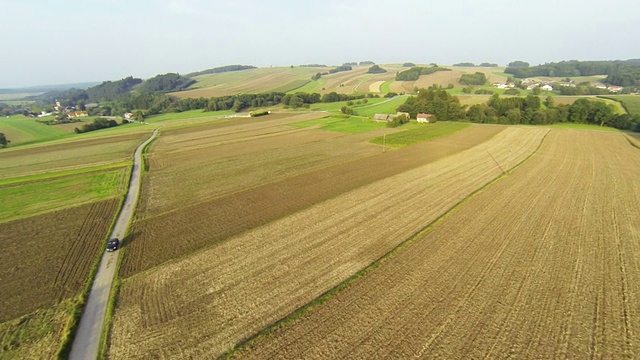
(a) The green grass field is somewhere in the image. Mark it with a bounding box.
[293,77,328,94]
[355,96,408,117]
[599,95,640,116]
[0,116,70,146]
[289,116,387,134]
[370,121,471,148]
[307,97,386,113]
[0,167,129,223]
[380,81,393,94]
[145,109,235,123]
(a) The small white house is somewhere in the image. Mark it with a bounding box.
[541,84,553,91]
[417,113,434,123]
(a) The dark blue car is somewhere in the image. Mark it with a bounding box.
[106,238,120,252]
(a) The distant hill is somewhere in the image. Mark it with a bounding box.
[185,65,257,78]
[0,82,100,95]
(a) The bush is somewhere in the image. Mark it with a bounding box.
[474,89,494,95]
[503,88,521,95]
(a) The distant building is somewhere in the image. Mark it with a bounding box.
[124,112,134,120]
[396,112,410,119]
[67,110,88,118]
[417,113,434,123]
[541,84,553,91]
[607,86,623,93]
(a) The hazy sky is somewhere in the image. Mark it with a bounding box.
[1,0,638,88]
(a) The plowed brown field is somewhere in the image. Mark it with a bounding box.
[122,122,504,277]
[237,130,640,359]
[0,199,119,322]
[108,127,548,359]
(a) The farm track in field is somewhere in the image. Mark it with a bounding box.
[0,199,119,322]
[122,123,505,277]
[237,130,640,359]
[108,127,547,359]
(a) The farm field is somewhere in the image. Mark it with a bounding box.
[600,95,640,116]
[0,166,129,223]
[236,129,640,359]
[0,131,150,178]
[0,199,120,321]
[108,126,547,359]
[0,115,71,146]
[121,118,504,277]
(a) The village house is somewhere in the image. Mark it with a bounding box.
[67,110,88,118]
[607,86,623,93]
[417,113,434,123]
[541,84,553,91]
[396,112,410,119]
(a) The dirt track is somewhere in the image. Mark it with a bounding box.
[109,127,547,359]
[237,130,640,359]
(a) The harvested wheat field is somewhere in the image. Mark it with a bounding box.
[236,129,640,359]
[0,199,120,322]
[122,122,504,277]
[108,126,547,359]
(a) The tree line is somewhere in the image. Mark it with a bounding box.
[184,65,256,78]
[396,89,640,131]
[505,59,640,87]
[395,66,451,81]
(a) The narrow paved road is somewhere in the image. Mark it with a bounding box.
[69,128,160,360]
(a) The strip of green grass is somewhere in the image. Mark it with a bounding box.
[307,97,385,113]
[0,168,129,223]
[380,81,393,94]
[289,116,387,134]
[0,162,130,187]
[273,79,311,93]
[145,109,235,123]
[370,121,471,148]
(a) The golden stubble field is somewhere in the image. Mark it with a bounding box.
[121,115,504,278]
[108,126,548,359]
[237,129,640,359]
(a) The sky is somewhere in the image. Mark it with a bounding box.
[1,0,639,88]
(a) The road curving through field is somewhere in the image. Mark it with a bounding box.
[69,127,160,360]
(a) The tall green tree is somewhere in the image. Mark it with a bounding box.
[0,133,9,148]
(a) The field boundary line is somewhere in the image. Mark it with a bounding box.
[624,134,640,150]
[220,128,551,359]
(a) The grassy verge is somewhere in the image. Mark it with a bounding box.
[598,95,640,116]
[145,109,235,123]
[221,129,551,359]
[370,121,471,148]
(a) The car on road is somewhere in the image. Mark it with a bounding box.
[106,238,120,252]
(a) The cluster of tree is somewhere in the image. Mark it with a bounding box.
[606,66,640,87]
[0,103,29,116]
[402,62,415,67]
[340,106,354,115]
[466,94,640,130]
[311,72,323,80]
[387,114,409,128]
[0,133,9,148]
[395,66,451,81]
[396,89,465,121]
[329,65,353,74]
[138,73,195,93]
[184,65,256,78]
[343,62,358,66]
[359,61,375,65]
[505,60,640,86]
[367,65,387,74]
[299,64,327,67]
[453,62,499,67]
[86,76,142,102]
[459,72,487,85]
[74,118,119,134]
